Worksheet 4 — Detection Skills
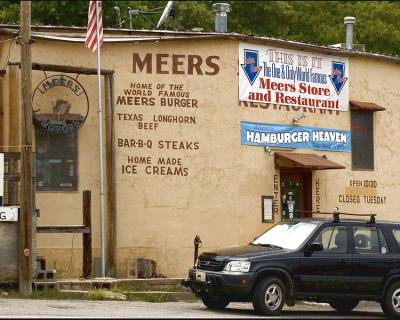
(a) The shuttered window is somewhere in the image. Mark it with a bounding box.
[351,111,374,170]
[35,128,77,191]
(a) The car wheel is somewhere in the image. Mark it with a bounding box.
[252,277,285,316]
[329,299,359,313]
[383,281,400,319]
[201,294,229,310]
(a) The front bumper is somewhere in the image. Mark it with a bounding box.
[182,268,255,299]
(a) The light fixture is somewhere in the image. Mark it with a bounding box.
[264,146,272,155]
[292,113,306,126]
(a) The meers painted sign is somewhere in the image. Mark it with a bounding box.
[132,53,220,75]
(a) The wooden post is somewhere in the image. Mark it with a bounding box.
[82,190,92,279]
[19,1,33,296]
[0,76,3,146]
[105,74,116,277]
[8,64,20,150]
[7,65,20,206]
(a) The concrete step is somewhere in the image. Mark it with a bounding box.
[57,278,187,292]
[117,278,188,292]
[127,291,196,302]
[58,289,197,302]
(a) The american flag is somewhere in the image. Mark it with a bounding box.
[84,1,103,51]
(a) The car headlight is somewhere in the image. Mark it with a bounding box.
[223,261,251,272]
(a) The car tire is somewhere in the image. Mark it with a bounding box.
[201,294,229,310]
[329,299,359,313]
[383,281,400,319]
[252,277,286,316]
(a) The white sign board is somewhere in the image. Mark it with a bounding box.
[0,207,18,222]
[262,197,273,222]
[239,43,349,111]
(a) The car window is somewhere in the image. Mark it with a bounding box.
[392,229,400,247]
[313,226,347,254]
[378,229,389,254]
[353,226,389,255]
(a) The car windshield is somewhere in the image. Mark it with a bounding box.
[251,221,319,250]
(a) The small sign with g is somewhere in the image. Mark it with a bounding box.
[0,207,18,221]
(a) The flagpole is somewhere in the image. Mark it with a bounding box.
[95,1,106,278]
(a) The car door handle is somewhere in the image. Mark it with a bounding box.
[338,258,346,265]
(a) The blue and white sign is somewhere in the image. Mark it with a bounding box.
[241,122,351,152]
[239,43,349,111]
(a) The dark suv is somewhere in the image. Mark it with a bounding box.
[183,214,400,318]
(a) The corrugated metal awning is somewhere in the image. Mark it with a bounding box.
[350,100,386,112]
[275,152,346,170]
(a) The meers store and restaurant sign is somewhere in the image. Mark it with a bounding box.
[239,43,349,111]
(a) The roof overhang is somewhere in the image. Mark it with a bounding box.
[350,100,386,112]
[274,152,346,170]
[1,24,400,64]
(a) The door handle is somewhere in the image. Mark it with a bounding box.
[338,258,346,265]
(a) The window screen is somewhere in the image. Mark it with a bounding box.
[351,111,374,170]
[35,128,77,191]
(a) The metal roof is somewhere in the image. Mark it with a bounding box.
[274,152,346,170]
[350,100,386,112]
[1,24,400,64]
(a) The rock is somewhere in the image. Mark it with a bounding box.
[156,273,167,278]
[85,290,127,301]
[103,291,127,301]
[0,291,8,297]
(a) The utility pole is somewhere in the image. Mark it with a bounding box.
[19,1,33,296]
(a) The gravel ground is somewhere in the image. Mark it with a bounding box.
[0,299,387,319]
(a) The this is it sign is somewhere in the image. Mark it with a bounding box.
[239,43,349,111]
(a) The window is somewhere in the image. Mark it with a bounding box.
[35,128,77,191]
[353,226,389,255]
[313,226,347,254]
[391,229,400,248]
[252,221,318,250]
[351,111,374,170]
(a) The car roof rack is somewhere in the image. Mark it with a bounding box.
[297,209,376,224]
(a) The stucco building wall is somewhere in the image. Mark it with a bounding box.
[0,32,397,277]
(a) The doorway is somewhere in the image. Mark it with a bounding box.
[280,170,312,219]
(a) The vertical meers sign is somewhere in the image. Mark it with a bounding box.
[239,43,349,111]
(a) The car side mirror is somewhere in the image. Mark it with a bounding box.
[306,242,323,255]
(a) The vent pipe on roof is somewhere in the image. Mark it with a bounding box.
[344,16,356,50]
[212,3,230,33]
